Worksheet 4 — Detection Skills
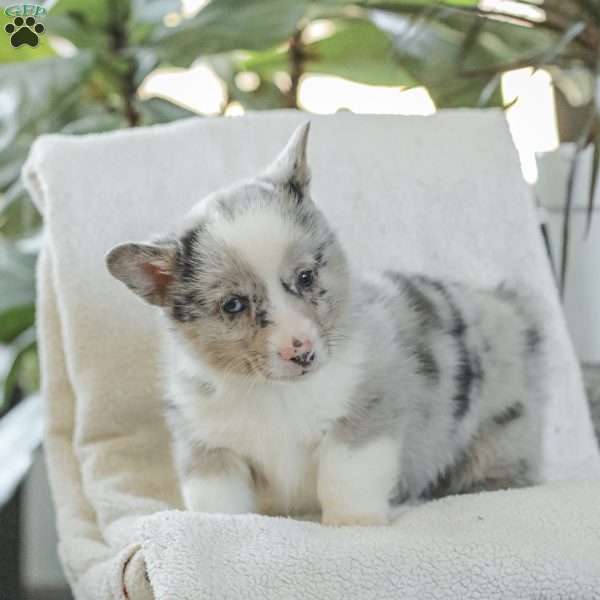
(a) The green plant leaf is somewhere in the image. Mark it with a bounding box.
[0,241,36,314]
[586,133,600,236]
[132,0,182,23]
[130,1,180,45]
[548,65,594,108]
[0,181,40,239]
[235,79,288,110]
[45,0,128,49]
[0,52,95,151]
[2,329,38,409]
[239,19,417,87]
[49,0,127,27]
[373,7,559,70]
[359,0,478,6]
[131,47,160,85]
[309,0,477,8]
[152,0,309,66]
[0,144,29,190]
[305,18,417,86]
[368,8,564,106]
[0,304,35,344]
[576,0,600,24]
[43,14,110,50]
[47,0,143,51]
[137,96,197,124]
[206,53,287,110]
[235,47,286,78]
[0,53,95,240]
[59,109,128,134]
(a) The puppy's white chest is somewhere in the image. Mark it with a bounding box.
[246,395,325,514]
[191,376,350,515]
[176,339,364,515]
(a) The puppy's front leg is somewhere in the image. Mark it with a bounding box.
[175,442,257,515]
[317,433,400,526]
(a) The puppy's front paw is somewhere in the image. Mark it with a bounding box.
[182,475,256,514]
[321,510,389,527]
[317,435,399,527]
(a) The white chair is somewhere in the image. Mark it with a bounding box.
[24,110,600,599]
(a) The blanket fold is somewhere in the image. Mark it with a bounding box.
[24,110,600,599]
[139,481,600,599]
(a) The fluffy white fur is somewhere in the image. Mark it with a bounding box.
[107,123,546,525]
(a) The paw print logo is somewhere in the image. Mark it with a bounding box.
[4,16,45,48]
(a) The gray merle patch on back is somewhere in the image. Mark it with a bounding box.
[412,342,440,383]
[494,284,543,357]
[427,279,481,419]
[427,279,467,337]
[493,401,524,426]
[495,281,520,304]
[453,349,483,419]
[525,326,542,354]
[385,272,442,331]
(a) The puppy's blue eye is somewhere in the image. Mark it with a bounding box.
[297,270,314,290]
[222,296,247,314]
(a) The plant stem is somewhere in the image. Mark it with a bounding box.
[286,29,305,109]
[558,40,600,296]
[455,6,597,51]
[108,2,140,127]
[122,62,140,127]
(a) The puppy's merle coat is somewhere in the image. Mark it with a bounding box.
[107,123,545,525]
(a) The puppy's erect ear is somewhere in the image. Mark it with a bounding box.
[262,121,311,202]
[106,241,177,306]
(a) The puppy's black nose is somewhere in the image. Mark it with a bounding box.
[291,351,315,368]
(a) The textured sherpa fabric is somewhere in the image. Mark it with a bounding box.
[139,481,600,600]
[24,110,600,600]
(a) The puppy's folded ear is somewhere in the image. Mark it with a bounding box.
[106,241,177,306]
[262,121,311,202]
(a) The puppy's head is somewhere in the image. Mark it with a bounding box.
[107,123,350,382]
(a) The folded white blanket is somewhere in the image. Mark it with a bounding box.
[140,481,600,599]
[24,110,600,600]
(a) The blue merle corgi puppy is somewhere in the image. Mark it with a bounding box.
[106,122,545,526]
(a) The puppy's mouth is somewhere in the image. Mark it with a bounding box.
[267,359,321,382]
[268,370,316,382]
[290,351,316,369]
